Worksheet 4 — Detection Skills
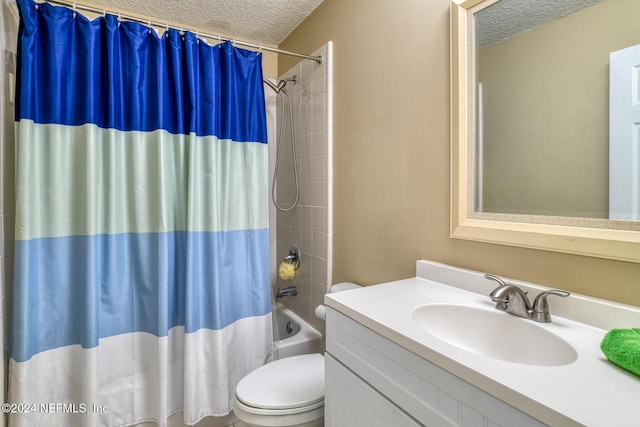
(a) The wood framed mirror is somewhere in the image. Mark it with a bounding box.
[451,0,640,262]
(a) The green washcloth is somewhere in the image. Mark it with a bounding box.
[600,328,640,377]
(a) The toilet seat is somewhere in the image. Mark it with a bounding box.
[234,396,323,417]
[235,353,325,412]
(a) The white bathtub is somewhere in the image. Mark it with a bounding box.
[272,303,322,360]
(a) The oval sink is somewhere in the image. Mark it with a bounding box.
[412,304,578,366]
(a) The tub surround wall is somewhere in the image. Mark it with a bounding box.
[278,0,640,306]
[275,42,332,333]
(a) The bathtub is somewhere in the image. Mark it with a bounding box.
[272,303,322,360]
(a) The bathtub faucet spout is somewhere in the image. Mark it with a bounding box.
[276,286,298,299]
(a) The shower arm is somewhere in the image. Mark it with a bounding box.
[264,78,280,93]
[263,76,297,94]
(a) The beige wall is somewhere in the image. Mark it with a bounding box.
[261,51,278,79]
[279,0,640,307]
[479,0,640,218]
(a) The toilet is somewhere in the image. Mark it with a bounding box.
[233,353,325,427]
[233,283,361,427]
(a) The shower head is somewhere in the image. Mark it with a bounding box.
[278,76,297,91]
[263,75,297,93]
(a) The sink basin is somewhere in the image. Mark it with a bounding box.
[412,304,578,366]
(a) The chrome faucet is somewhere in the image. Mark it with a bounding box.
[276,285,298,299]
[485,274,569,323]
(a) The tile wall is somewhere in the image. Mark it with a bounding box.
[273,42,332,333]
[0,1,18,426]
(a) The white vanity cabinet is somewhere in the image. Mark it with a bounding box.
[325,354,422,427]
[324,261,640,426]
[325,308,545,427]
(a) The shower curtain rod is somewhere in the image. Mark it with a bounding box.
[38,0,324,64]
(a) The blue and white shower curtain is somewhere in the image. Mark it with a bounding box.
[10,0,272,425]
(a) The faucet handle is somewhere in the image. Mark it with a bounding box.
[531,290,570,323]
[485,274,508,310]
[484,273,527,294]
[485,274,528,312]
[484,273,506,287]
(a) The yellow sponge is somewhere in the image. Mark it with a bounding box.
[278,261,296,280]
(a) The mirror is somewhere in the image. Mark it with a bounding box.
[451,0,640,262]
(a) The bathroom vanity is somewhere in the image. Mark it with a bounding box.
[324,261,640,427]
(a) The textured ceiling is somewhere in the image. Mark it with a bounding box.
[475,0,605,48]
[82,0,324,46]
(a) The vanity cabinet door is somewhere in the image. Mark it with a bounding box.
[326,308,545,427]
[325,353,421,427]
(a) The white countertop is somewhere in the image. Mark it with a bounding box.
[325,260,640,427]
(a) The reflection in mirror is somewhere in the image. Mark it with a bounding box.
[450,0,640,263]
[474,0,640,221]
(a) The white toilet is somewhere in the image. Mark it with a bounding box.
[233,353,325,427]
[233,283,361,427]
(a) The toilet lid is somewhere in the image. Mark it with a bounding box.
[236,353,324,410]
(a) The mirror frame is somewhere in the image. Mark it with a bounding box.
[450,0,640,263]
